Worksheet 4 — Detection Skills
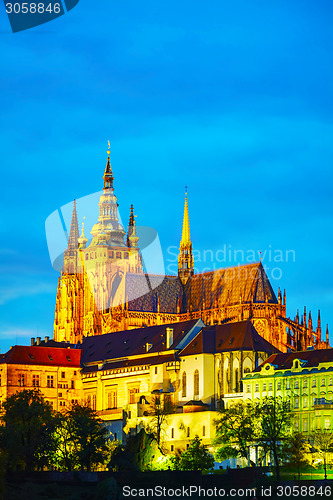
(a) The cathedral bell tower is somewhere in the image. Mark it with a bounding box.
[178,188,194,284]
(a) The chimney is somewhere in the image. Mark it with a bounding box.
[36,337,41,346]
[45,336,50,343]
[31,337,35,346]
[166,327,174,349]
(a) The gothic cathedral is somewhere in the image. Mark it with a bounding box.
[54,151,330,353]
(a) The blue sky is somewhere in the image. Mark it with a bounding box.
[0,0,332,352]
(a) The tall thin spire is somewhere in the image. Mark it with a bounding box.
[66,200,79,256]
[178,187,194,284]
[181,187,191,246]
[127,204,139,248]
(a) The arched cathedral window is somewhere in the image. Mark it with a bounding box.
[182,372,187,397]
[194,369,199,397]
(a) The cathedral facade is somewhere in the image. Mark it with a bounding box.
[54,151,329,353]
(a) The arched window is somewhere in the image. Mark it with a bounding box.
[194,370,199,397]
[234,368,239,392]
[182,372,187,397]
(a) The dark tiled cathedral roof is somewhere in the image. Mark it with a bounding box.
[125,262,277,314]
[179,320,280,356]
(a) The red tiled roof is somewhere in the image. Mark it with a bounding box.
[254,348,333,371]
[0,345,81,367]
[179,320,280,356]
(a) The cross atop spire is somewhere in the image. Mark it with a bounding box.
[103,141,114,190]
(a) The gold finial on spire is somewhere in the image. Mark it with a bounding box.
[107,140,110,157]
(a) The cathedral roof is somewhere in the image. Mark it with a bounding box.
[179,320,280,356]
[81,319,202,365]
[253,348,333,372]
[125,273,184,313]
[0,345,81,367]
[184,262,277,311]
[125,262,277,314]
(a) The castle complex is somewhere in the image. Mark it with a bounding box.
[54,150,330,353]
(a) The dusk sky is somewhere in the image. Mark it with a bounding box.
[0,0,332,352]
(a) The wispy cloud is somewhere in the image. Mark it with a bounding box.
[0,282,54,306]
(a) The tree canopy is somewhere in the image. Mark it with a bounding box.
[214,401,258,465]
[0,389,54,471]
[171,436,214,471]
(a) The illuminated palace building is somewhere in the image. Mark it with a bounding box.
[54,151,329,353]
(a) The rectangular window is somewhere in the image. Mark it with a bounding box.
[294,398,299,409]
[246,384,250,393]
[47,375,54,388]
[171,445,174,452]
[155,367,158,375]
[61,372,65,379]
[71,380,74,389]
[171,428,174,439]
[295,380,299,389]
[255,383,259,392]
[269,382,272,391]
[92,394,96,410]
[277,381,281,390]
[312,379,316,387]
[286,380,290,389]
[304,379,308,388]
[18,373,25,387]
[303,420,308,432]
[129,387,139,404]
[108,390,117,409]
[303,397,308,408]
[32,374,40,387]
[321,378,325,387]
[263,383,266,391]
[202,425,206,437]
[329,378,332,386]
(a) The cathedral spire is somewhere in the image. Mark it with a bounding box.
[103,141,114,190]
[127,204,139,248]
[178,187,194,284]
[181,187,191,246]
[66,200,79,256]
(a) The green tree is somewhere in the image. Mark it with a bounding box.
[312,429,333,480]
[282,432,311,480]
[172,436,214,471]
[147,394,175,445]
[0,389,54,471]
[214,401,259,465]
[52,403,109,472]
[110,429,158,471]
[256,397,292,481]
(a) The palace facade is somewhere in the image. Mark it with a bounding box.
[54,150,330,353]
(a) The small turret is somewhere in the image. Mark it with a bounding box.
[278,288,282,305]
[326,324,329,344]
[78,218,88,249]
[308,311,313,332]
